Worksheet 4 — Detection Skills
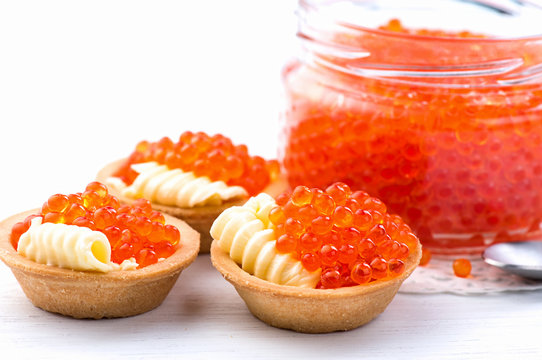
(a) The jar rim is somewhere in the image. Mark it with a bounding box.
[297,0,542,85]
[299,0,542,41]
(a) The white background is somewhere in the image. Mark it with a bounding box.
[1,1,541,359]
[0,0,296,220]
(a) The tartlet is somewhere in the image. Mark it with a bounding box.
[97,133,285,254]
[211,238,420,333]
[97,159,240,252]
[0,209,199,319]
[209,184,422,333]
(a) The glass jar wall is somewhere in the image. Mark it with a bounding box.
[280,0,542,254]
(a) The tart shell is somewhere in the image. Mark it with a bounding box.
[0,209,200,319]
[97,159,286,254]
[210,240,422,333]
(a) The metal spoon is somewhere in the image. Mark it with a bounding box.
[482,241,542,280]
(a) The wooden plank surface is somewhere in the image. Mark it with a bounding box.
[2,255,541,359]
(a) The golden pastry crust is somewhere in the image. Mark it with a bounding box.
[0,209,200,319]
[97,159,286,253]
[210,240,422,333]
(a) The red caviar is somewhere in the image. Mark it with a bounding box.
[10,182,179,268]
[113,131,279,196]
[419,248,432,267]
[380,18,486,38]
[453,258,472,278]
[270,183,418,289]
[282,18,542,253]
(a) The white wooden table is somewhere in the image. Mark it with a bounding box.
[1,1,541,358]
[1,255,542,359]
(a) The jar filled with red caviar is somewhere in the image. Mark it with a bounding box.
[280,0,542,254]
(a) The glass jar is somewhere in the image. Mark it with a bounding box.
[280,0,542,254]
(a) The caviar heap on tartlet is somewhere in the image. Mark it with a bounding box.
[210,182,421,333]
[0,182,199,319]
[97,131,283,253]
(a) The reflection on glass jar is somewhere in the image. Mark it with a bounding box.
[280,0,542,254]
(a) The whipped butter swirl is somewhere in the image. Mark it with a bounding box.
[18,217,137,273]
[108,162,247,207]
[211,193,320,288]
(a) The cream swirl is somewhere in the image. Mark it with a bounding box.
[108,162,247,207]
[211,193,320,288]
[18,217,137,272]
